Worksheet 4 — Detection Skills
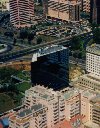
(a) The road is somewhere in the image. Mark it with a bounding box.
[0,31,92,62]
[0,36,28,48]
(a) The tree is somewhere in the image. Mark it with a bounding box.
[4,31,14,38]
[31,25,36,30]
[0,67,19,84]
[78,52,82,59]
[93,28,100,44]
[73,52,78,58]
[37,37,42,44]
[71,36,84,50]
[19,30,28,40]
[91,23,99,31]
[28,32,36,44]
[13,38,17,45]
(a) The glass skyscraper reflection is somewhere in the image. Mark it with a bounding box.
[31,45,69,91]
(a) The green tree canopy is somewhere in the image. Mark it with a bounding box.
[37,37,42,44]
[71,36,84,50]
[0,67,19,83]
[19,30,28,39]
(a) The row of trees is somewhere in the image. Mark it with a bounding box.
[0,67,19,84]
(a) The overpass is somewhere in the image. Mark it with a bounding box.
[0,32,92,62]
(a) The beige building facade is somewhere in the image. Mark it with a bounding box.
[82,0,90,13]
[44,0,81,21]
[8,85,98,128]
[24,85,65,128]
[74,73,100,92]
[9,104,48,128]
[90,96,100,126]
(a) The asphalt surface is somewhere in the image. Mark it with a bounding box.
[0,31,92,62]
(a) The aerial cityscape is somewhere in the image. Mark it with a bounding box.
[0,0,100,128]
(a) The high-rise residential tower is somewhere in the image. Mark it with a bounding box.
[43,0,81,22]
[31,45,69,91]
[90,0,100,24]
[82,0,90,13]
[9,0,34,28]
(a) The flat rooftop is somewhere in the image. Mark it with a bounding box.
[25,85,58,101]
[17,104,44,118]
[32,45,67,62]
[84,121,100,128]
[86,44,100,55]
[90,95,100,106]
[63,88,80,100]
[80,73,100,85]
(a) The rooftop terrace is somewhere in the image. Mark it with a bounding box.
[86,44,100,55]
[17,104,44,118]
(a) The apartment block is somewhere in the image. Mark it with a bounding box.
[73,44,100,92]
[90,96,100,126]
[74,73,100,92]
[1,85,96,128]
[9,0,34,28]
[82,0,90,13]
[43,0,80,21]
[62,88,81,120]
[86,44,100,76]
[80,90,96,122]
[9,104,48,128]
[24,85,65,128]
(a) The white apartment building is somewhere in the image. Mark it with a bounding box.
[80,90,96,122]
[24,86,97,125]
[9,0,34,28]
[9,104,48,128]
[8,85,97,128]
[74,73,100,92]
[72,44,100,92]
[24,85,65,128]
[62,88,81,120]
[86,44,100,77]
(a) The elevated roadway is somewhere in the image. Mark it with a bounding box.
[0,32,92,62]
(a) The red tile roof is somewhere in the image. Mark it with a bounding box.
[70,114,85,123]
[54,115,85,128]
[60,120,72,128]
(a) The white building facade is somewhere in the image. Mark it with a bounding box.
[86,44,100,77]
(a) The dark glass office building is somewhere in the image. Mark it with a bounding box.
[90,0,100,24]
[31,45,69,91]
